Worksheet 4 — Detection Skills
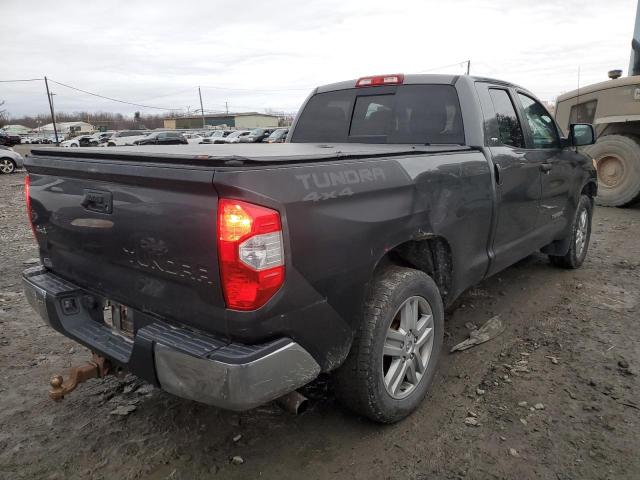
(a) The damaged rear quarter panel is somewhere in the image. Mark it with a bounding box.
[213,150,493,370]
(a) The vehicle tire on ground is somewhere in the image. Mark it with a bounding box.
[0,158,16,174]
[585,134,640,207]
[70,144,78,147]
[333,266,444,423]
[549,194,593,269]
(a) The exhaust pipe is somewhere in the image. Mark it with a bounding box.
[276,390,309,414]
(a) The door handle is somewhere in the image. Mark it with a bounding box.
[540,163,553,173]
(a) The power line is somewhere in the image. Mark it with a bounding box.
[0,78,43,83]
[416,61,470,74]
[47,79,182,111]
[200,84,310,92]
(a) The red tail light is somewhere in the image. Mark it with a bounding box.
[356,74,404,88]
[24,175,36,238]
[217,199,285,310]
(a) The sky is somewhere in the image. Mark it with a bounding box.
[1,0,637,118]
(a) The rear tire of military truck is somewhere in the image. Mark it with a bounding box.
[549,194,593,269]
[333,266,444,423]
[586,135,640,207]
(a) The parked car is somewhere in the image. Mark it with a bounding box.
[223,130,251,143]
[133,131,188,145]
[60,135,101,148]
[200,130,233,144]
[182,133,204,144]
[107,130,149,146]
[0,146,24,174]
[22,73,596,423]
[266,128,289,143]
[239,128,277,143]
[0,132,21,146]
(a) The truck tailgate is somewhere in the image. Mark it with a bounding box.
[26,154,226,334]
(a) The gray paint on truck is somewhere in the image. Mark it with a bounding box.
[23,74,596,392]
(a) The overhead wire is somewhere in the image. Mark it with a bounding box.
[48,79,183,111]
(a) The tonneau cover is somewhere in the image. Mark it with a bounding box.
[29,143,470,166]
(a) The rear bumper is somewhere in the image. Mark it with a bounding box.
[22,267,320,411]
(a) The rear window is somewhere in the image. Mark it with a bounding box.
[291,84,464,144]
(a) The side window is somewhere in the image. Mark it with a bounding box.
[488,89,525,148]
[569,100,597,124]
[517,93,559,149]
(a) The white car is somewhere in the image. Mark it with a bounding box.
[107,130,150,146]
[182,133,204,145]
[0,146,24,174]
[224,130,251,144]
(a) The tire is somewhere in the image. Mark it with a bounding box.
[333,266,444,423]
[549,194,593,269]
[0,158,16,174]
[585,134,640,207]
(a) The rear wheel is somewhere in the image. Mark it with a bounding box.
[549,194,593,269]
[334,266,444,423]
[586,135,640,207]
[0,158,16,174]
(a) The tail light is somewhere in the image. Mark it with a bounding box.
[24,175,36,238]
[217,199,285,310]
[356,74,404,88]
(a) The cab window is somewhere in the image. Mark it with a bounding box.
[569,100,597,124]
[517,93,559,149]
[488,89,524,148]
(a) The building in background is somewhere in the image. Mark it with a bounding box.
[40,121,94,135]
[164,113,281,130]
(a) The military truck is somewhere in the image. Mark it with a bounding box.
[555,4,640,207]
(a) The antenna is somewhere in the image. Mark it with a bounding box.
[576,66,581,122]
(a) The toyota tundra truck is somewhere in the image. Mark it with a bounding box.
[23,74,597,423]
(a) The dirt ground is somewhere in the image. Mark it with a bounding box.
[0,166,638,480]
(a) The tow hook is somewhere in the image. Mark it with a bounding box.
[49,353,111,401]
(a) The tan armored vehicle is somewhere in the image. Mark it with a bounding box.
[556,4,640,207]
[556,74,640,206]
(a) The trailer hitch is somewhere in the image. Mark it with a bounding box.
[49,353,111,401]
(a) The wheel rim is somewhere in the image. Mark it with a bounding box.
[0,159,15,174]
[575,208,588,257]
[382,296,435,400]
[597,154,625,188]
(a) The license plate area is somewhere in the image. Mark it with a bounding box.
[103,300,134,340]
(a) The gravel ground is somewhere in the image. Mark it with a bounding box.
[0,169,638,480]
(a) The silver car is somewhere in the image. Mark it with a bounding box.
[0,146,24,174]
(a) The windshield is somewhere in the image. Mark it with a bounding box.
[269,129,287,139]
[291,84,464,144]
[249,128,264,136]
[226,131,246,139]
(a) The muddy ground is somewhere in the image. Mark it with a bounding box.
[0,166,638,480]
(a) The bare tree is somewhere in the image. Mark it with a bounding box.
[0,101,8,128]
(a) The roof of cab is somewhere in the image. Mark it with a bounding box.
[314,74,525,94]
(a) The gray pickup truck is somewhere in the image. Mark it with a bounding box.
[23,74,597,423]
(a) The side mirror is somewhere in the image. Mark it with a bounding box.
[570,123,595,147]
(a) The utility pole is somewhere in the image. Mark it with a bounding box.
[466,60,471,75]
[44,76,59,145]
[198,86,206,128]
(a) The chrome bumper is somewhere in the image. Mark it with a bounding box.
[155,341,320,411]
[23,267,321,411]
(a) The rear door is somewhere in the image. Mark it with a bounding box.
[476,84,544,275]
[513,92,577,238]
